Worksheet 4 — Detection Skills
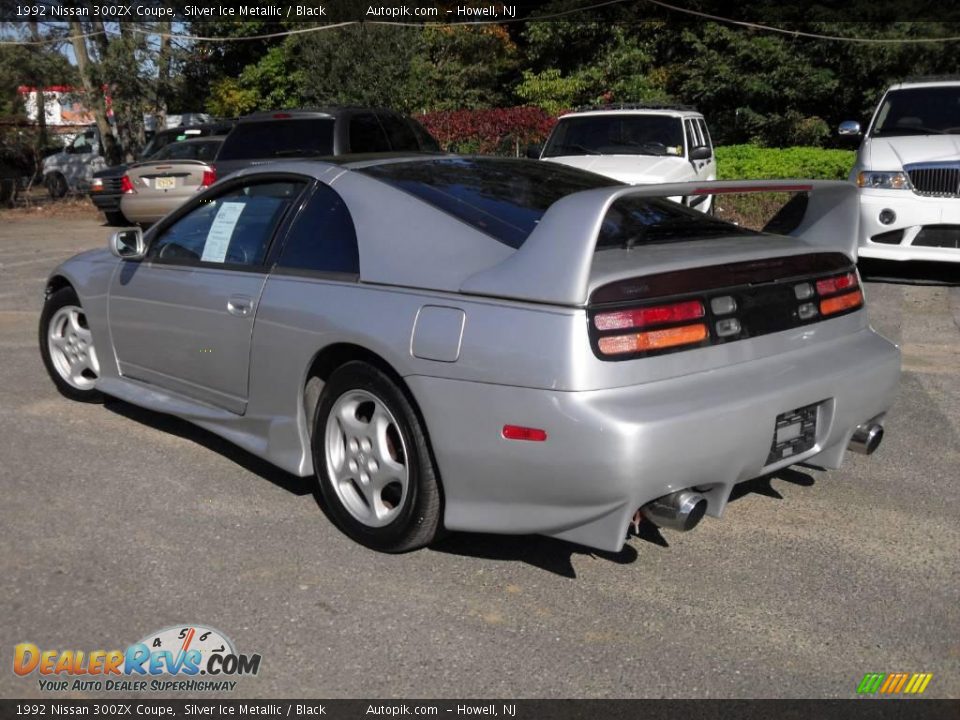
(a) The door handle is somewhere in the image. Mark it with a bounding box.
[226,295,253,317]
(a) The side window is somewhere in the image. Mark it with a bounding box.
[70,132,94,154]
[349,114,390,153]
[378,113,419,151]
[275,183,359,275]
[149,180,306,268]
[697,119,713,153]
[684,120,697,155]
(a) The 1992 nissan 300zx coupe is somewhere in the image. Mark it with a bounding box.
[39,156,901,553]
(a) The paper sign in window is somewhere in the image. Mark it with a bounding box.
[201,201,246,263]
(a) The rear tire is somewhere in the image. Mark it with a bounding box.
[104,210,128,226]
[311,361,442,552]
[39,287,104,403]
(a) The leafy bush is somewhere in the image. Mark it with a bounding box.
[712,145,857,230]
[716,144,855,181]
[418,106,558,155]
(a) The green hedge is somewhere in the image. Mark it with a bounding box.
[715,145,855,181]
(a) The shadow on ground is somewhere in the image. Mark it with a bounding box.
[104,398,311,497]
[104,398,818,579]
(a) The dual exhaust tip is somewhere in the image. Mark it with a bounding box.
[641,421,884,534]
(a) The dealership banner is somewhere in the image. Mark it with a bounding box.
[2,699,960,719]
[2,0,959,23]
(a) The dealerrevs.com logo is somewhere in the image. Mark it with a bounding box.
[14,625,262,692]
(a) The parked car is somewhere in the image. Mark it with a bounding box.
[42,126,106,199]
[39,157,899,553]
[91,121,235,226]
[212,108,441,180]
[120,136,224,226]
[530,104,718,212]
[840,77,960,263]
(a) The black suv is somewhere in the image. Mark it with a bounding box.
[213,108,441,179]
[90,121,235,226]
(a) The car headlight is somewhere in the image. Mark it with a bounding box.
[90,178,103,192]
[856,171,911,190]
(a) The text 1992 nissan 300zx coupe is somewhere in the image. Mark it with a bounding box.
[39,156,901,553]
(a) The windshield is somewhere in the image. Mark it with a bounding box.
[870,86,960,136]
[542,115,685,158]
[217,119,335,160]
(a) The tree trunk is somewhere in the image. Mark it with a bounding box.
[155,21,172,130]
[28,21,47,149]
[69,21,122,165]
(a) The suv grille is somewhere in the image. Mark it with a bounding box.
[906,163,960,197]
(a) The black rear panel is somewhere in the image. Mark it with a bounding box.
[588,252,861,361]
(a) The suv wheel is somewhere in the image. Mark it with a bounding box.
[45,173,68,199]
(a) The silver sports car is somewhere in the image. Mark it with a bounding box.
[39,157,900,553]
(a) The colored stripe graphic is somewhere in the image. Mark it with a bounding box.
[857,672,932,695]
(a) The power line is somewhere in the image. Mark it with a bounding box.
[641,0,960,43]
[0,28,104,45]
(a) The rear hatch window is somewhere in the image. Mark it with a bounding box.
[597,195,760,249]
[360,157,620,248]
[218,119,335,160]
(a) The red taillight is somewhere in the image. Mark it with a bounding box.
[815,271,862,316]
[502,425,547,442]
[594,300,704,331]
[821,289,863,316]
[815,272,857,297]
[272,113,292,119]
[200,167,216,188]
[120,175,135,194]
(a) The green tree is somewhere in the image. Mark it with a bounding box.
[207,42,304,116]
[406,25,518,111]
[295,23,422,110]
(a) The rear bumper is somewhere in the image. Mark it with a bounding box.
[120,193,192,224]
[407,327,900,552]
[857,188,960,262]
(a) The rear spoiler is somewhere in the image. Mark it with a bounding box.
[460,179,859,306]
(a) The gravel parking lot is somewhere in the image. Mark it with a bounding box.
[1,209,958,699]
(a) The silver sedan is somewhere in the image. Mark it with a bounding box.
[39,157,900,553]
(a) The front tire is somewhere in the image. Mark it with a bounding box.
[312,361,442,552]
[39,287,104,403]
[45,172,68,199]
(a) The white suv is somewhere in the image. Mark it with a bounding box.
[532,104,717,212]
[841,78,960,263]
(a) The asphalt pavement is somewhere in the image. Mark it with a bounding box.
[1,211,957,699]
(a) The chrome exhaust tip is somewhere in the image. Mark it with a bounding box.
[641,489,708,532]
[849,422,884,455]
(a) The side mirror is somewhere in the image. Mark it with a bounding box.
[525,143,543,159]
[109,228,146,260]
[838,120,862,137]
[689,146,712,161]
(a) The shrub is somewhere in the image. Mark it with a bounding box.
[716,144,855,181]
[417,106,558,156]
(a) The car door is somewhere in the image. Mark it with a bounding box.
[107,176,308,414]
